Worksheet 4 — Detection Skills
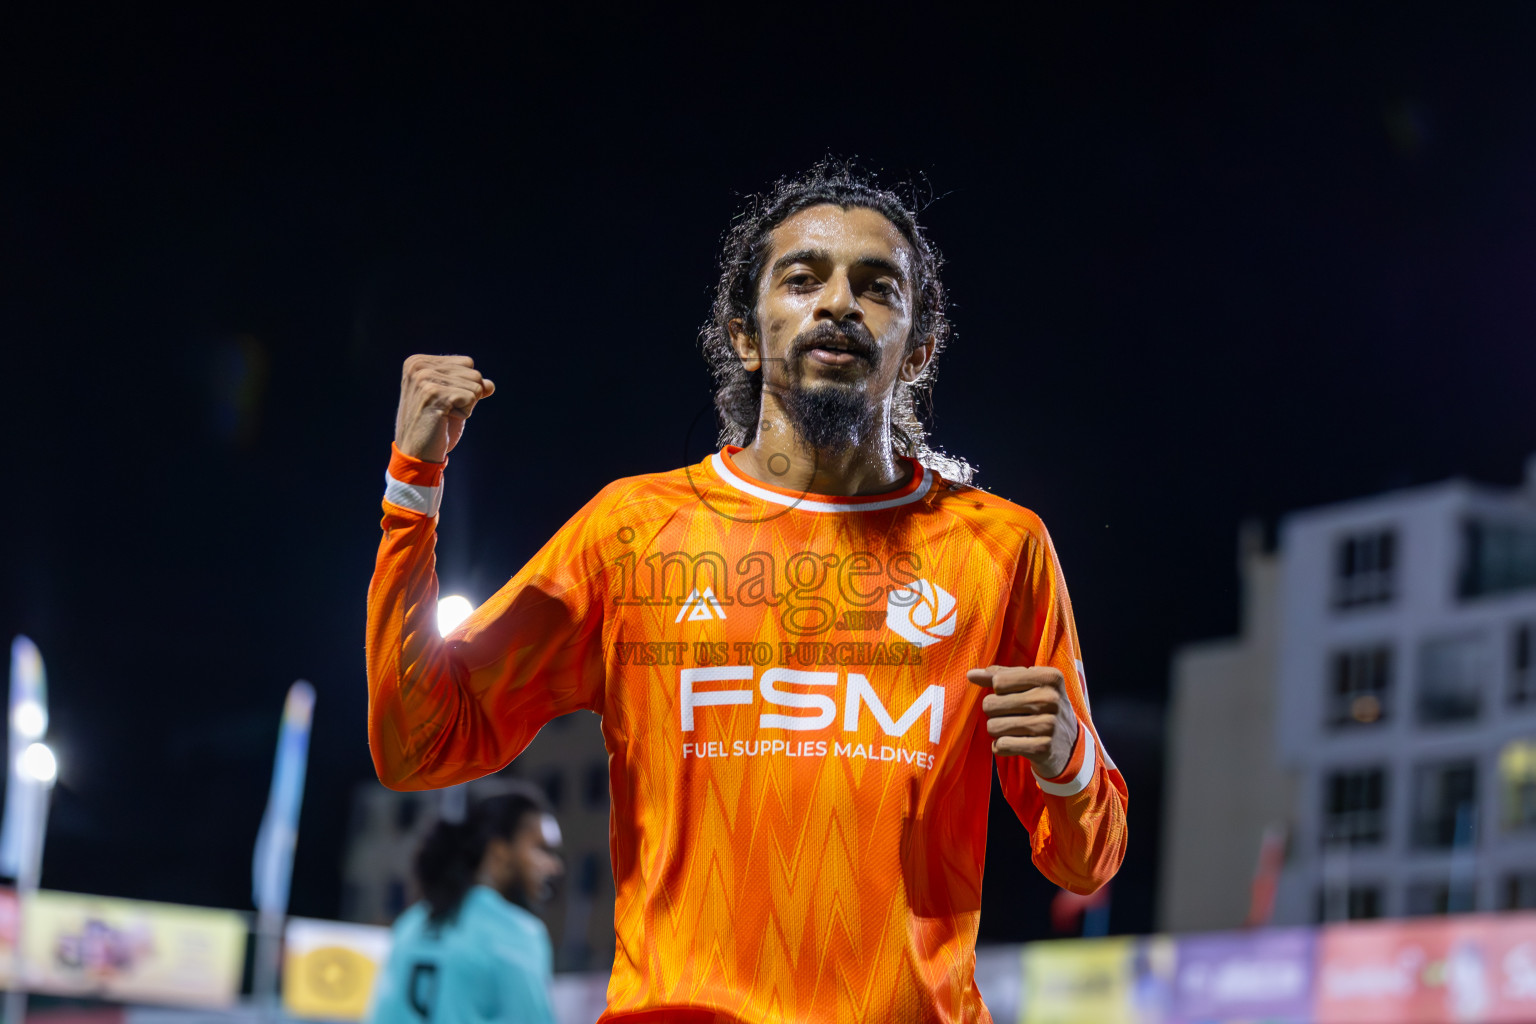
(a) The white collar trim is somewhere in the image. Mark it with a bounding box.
[710,452,932,513]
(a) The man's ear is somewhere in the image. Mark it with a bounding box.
[900,334,936,383]
[727,318,761,373]
[480,836,514,873]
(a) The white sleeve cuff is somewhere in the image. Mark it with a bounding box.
[1034,724,1097,797]
[384,471,443,516]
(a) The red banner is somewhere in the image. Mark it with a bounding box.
[1315,914,1536,1023]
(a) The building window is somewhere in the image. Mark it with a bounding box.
[584,761,608,811]
[1322,768,1386,847]
[1459,519,1536,598]
[1405,879,1477,916]
[1317,885,1382,922]
[1411,760,1478,849]
[1499,738,1536,831]
[1505,873,1536,910]
[348,798,371,840]
[538,768,566,811]
[1513,624,1535,706]
[577,851,603,897]
[396,795,420,832]
[1335,529,1397,609]
[1417,635,1485,724]
[1327,646,1392,727]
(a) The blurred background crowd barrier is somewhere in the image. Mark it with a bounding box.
[1,883,1532,1024]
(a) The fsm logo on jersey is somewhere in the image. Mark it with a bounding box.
[678,665,946,769]
[886,579,957,647]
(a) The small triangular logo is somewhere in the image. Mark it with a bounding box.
[675,586,727,623]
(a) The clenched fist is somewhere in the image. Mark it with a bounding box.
[394,355,496,463]
[967,665,1079,778]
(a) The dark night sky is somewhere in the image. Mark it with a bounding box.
[2,6,1534,942]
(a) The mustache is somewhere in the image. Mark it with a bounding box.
[788,321,879,363]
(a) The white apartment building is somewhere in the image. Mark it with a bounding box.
[1273,459,1536,923]
[1163,458,1536,929]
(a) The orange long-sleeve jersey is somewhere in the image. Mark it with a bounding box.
[367,444,1127,1023]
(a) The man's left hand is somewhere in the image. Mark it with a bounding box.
[967,665,1079,778]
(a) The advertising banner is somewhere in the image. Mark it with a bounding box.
[974,944,1026,1023]
[283,917,391,1021]
[551,972,612,1024]
[1132,934,1178,1024]
[1171,927,1313,1023]
[1316,912,1536,1024]
[0,888,245,1005]
[1021,936,1136,1024]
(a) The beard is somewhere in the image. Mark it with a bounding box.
[502,874,555,912]
[777,321,882,456]
[502,881,531,910]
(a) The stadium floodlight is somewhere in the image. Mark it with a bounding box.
[437,595,475,637]
[18,742,55,786]
[12,699,46,741]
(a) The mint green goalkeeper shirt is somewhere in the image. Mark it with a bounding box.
[367,885,555,1024]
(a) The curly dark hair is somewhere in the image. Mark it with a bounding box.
[414,784,550,924]
[699,159,975,484]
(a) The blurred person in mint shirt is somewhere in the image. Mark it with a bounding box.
[369,785,565,1024]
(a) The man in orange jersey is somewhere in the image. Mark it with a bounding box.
[367,161,1127,1023]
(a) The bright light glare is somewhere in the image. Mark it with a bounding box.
[19,742,56,784]
[437,595,475,637]
[541,813,563,848]
[12,700,46,740]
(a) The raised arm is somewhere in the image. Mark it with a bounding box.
[393,354,497,464]
[366,355,606,791]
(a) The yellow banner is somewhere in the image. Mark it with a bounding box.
[283,917,392,1021]
[0,888,245,1005]
[1020,936,1134,1024]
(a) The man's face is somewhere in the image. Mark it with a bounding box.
[731,204,933,449]
[484,812,564,910]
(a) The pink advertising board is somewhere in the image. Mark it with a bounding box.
[1315,912,1536,1024]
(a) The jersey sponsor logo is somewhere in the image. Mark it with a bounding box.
[885,579,957,647]
[679,666,945,744]
[674,586,728,623]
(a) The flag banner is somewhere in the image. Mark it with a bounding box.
[1171,927,1314,1023]
[1315,913,1536,1024]
[0,636,48,878]
[253,680,315,916]
[283,917,391,1021]
[0,887,244,1005]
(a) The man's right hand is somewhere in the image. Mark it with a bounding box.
[394,355,496,463]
